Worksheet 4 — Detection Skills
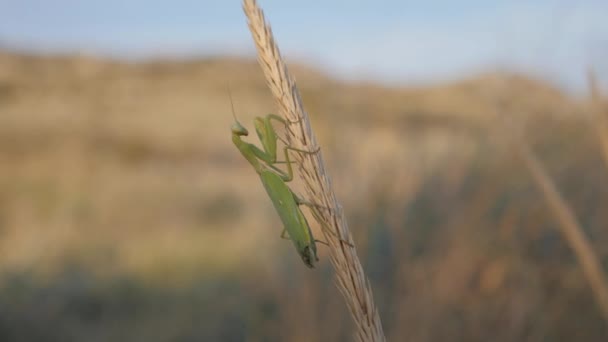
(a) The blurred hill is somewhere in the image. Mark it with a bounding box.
[1,50,607,341]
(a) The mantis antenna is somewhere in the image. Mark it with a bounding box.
[226,84,239,122]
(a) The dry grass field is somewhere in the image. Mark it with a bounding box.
[1,49,607,341]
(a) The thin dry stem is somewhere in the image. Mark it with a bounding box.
[587,68,608,169]
[242,0,386,341]
[486,77,608,323]
[515,137,608,324]
[489,77,608,326]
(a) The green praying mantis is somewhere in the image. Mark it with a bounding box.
[230,100,324,268]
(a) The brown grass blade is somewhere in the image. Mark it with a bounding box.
[516,139,608,323]
[587,68,608,169]
[241,0,386,341]
[487,75,608,326]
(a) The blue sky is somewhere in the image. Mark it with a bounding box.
[1,0,607,92]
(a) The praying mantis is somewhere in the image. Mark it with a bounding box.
[230,102,323,268]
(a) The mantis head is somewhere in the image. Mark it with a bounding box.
[227,86,249,136]
[231,121,249,136]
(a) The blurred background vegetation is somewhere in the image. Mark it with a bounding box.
[1,1,608,341]
[0,50,607,341]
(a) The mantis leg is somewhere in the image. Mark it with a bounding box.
[264,114,321,154]
[270,144,302,182]
[266,114,286,125]
[252,142,320,182]
[280,228,329,247]
[250,115,320,180]
[288,145,321,155]
[262,114,291,146]
[310,208,354,247]
[280,229,290,240]
[292,193,330,211]
[291,192,355,248]
[273,143,322,182]
[314,239,329,246]
[267,113,302,126]
[273,145,321,165]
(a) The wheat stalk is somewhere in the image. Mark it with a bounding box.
[242,1,386,341]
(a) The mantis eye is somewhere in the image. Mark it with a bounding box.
[231,122,249,136]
